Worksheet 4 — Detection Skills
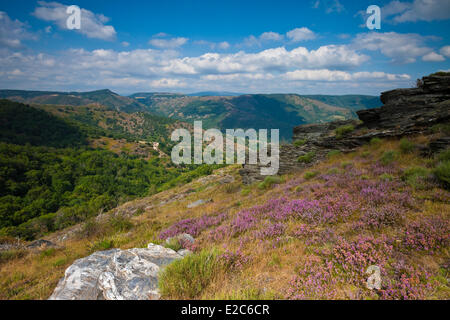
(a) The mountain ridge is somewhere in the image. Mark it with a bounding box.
[0,89,380,140]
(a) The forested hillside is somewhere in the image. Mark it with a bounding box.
[0,100,220,240]
[0,99,87,148]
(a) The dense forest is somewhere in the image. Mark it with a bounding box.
[0,100,221,240]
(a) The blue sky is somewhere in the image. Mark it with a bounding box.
[0,0,449,95]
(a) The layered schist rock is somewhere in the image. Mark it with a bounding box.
[240,73,450,184]
[49,243,186,300]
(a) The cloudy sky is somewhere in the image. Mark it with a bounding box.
[0,0,449,95]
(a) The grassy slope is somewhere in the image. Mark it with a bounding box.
[0,136,448,300]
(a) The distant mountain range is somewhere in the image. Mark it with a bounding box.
[0,89,144,113]
[0,89,381,140]
[128,92,381,139]
[187,91,244,97]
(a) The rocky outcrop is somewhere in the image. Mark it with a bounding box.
[49,243,185,300]
[240,73,450,184]
[357,75,450,132]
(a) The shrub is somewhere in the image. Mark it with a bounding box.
[40,248,56,259]
[241,188,251,196]
[379,173,394,181]
[380,150,397,166]
[434,161,450,188]
[258,176,283,190]
[361,151,371,158]
[53,257,68,267]
[159,249,222,299]
[88,239,114,252]
[268,253,281,267]
[304,171,320,180]
[327,150,341,158]
[0,249,26,265]
[335,125,355,139]
[109,215,134,233]
[399,138,415,154]
[224,183,240,194]
[370,137,382,146]
[293,139,307,147]
[431,123,450,135]
[79,219,104,238]
[437,149,450,162]
[341,161,352,169]
[164,237,183,251]
[327,168,340,175]
[402,167,430,189]
[297,151,315,164]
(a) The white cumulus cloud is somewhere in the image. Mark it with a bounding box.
[440,46,450,57]
[382,0,450,23]
[33,1,116,41]
[0,11,36,48]
[149,37,188,49]
[353,32,433,63]
[284,69,410,81]
[260,32,284,41]
[422,52,445,62]
[286,27,316,42]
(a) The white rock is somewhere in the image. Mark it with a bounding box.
[49,244,182,300]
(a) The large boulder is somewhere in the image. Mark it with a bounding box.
[49,243,183,300]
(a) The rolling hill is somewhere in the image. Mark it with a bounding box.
[129,93,381,140]
[0,89,380,140]
[0,89,146,113]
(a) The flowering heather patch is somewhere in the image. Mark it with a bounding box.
[286,256,338,300]
[430,189,450,203]
[380,260,433,300]
[360,204,406,229]
[359,180,415,208]
[286,193,359,225]
[209,199,290,240]
[402,217,449,253]
[370,162,399,176]
[282,178,305,193]
[332,236,393,284]
[229,209,259,236]
[360,186,387,205]
[208,225,230,242]
[291,224,336,245]
[219,249,250,271]
[254,222,286,239]
[159,212,228,240]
